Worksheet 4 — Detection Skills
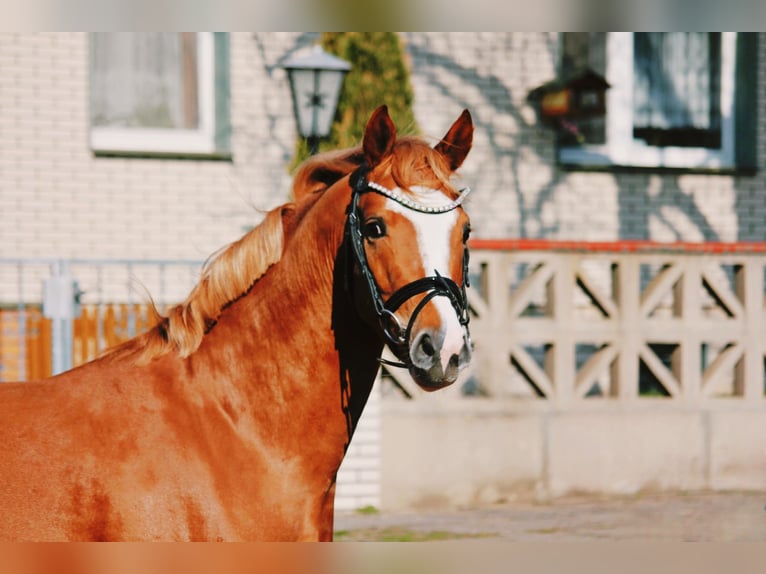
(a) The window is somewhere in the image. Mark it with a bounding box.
[633,33,722,149]
[89,33,230,158]
[558,33,757,171]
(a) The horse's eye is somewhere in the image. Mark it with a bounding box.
[462,223,471,243]
[363,218,387,239]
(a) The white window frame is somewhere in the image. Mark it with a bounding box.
[559,32,737,170]
[90,33,218,156]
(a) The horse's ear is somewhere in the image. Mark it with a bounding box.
[434,109,473,171]
[362,105,396,167]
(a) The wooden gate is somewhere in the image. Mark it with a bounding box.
[0,303,160,382]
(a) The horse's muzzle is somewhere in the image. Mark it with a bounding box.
[409,327,472,390]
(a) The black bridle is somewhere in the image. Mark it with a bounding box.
[346,168,472,369]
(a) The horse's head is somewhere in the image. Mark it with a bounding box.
[347,105,474,391]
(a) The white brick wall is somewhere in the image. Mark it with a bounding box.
[4,32,765,262]
[0,33,311,262]
[335,380,381,511]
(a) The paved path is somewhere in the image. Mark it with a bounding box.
[335,491,766,541]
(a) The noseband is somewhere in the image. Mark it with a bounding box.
[346,168,472,369]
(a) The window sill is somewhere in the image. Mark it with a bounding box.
[90,127,231,161]
[557,145,751,176]
[557,159,755,178]
[92,150,233,161]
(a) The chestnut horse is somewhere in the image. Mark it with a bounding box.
[0,105,474,541]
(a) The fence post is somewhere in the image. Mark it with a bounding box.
[43,261,81,376]
[735,258,765,402]
[611,256,641,400]
[16,262,27,382]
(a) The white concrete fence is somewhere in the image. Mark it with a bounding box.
[380,241,766,510]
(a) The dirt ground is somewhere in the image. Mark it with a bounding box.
[334,491,766,541]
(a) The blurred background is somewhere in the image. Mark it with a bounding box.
[1,32,765,515]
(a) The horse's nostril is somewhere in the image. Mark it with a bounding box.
[411,331,442,370]
[420,333,436,357]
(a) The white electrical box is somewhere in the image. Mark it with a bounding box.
[43,275,82,320]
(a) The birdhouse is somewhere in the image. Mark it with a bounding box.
[528,68,610,123]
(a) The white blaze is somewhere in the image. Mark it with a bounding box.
[386,187,466,369]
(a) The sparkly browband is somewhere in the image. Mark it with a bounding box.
[366,181,471,214]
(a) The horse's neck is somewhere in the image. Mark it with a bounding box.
[188,196,383,460]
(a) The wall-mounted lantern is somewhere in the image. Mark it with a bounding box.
[528,68,610,143]
[281,45,351,155]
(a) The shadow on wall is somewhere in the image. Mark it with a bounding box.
[404,33,563,240]
[734,176,766,242]
[615,173,721,242]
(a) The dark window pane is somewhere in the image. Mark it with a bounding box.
[633,33,721,148]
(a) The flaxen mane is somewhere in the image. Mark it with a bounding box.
[106,204,292,364]
[106,136,456,365]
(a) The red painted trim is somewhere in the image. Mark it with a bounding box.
[469,238,766,255]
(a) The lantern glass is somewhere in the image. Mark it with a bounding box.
[282,46,351,149]
[287,67,346,139]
